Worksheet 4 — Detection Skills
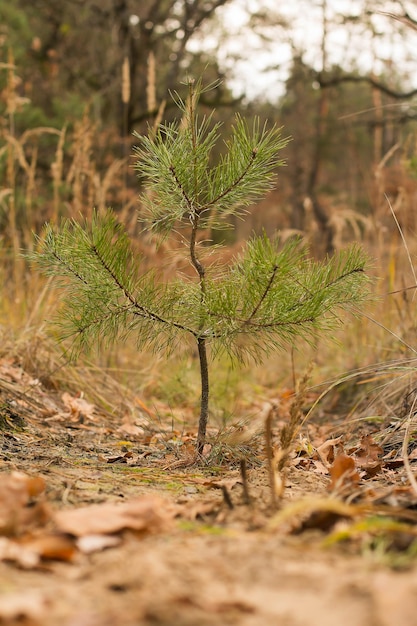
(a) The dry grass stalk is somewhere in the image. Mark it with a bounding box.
[265,406,277,506]
[4,49,21,291]
[385,193,417,294]
[66,111,95,218]
[328,207,373,250]
[146,51,156,113]
[8,127,60,234]
[401,393,417,497]
[23,142,38,246]
[278,364,313,473]
[151,99,166,136]
[263,363,315,506]
[94,158,127,214]
[51,125,67,224]
[372,79,383,166]
[121,55,131,200]
[0,327,153,427]
[372,142,401,230]
[121,56,130,106]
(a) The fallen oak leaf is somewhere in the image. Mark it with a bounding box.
[61,392,96,421]
[383,459,405,470]
[311,459,329,474]
[355,434,383,462]
[54,495,174,537]
[329,453,360,491]
[351,435,383,477]
[362,463,382,479]
[0,472,49,536]
[117,417,146,437]
[22,474,46,498]
[1,471,46,499]
[316,436,343,466]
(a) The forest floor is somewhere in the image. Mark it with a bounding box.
[1,355,417,626]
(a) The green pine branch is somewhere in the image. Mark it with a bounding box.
[33,213,202,357]
[201,235,369,362]
[134,79,290,237]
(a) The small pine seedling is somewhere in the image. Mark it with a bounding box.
[33,78,370,455]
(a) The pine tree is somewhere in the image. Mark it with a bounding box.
[33,78,370,455]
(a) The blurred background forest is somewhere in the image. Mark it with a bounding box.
[1,0,417,414]
[2,0,417,257]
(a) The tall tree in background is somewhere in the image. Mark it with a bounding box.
[290,0,417,251]
[203,0,417,249]
[0,0,233,132]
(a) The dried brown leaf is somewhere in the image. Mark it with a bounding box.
[61,392,95,420]
[316,436,343,466]
[180,500,219,521]
[355,435,383,463]
[106,451,133,464]
[329,454,360,491]
[54,496,174,537]
[0,472,48,536]
[19,533,76,562]
[0,537,40,568]
[203,477,242,491]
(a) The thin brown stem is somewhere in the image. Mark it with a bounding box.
[169,164,193,210]
[265,407,277,508]
[189,213,205,283]
[191,215,209,453]
[184,82,210,452]
[196,336,209,455]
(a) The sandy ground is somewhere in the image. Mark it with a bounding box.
[3,527,417,626]
[1,358,417,625]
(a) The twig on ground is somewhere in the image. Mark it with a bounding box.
[401,393,417,497]
[265,405,278,508]
[240,458,251,505]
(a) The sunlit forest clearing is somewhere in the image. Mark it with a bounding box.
[2,1,417,624]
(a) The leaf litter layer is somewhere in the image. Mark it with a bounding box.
[2,353,417,626]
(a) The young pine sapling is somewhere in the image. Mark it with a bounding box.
[34,78,370,455]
